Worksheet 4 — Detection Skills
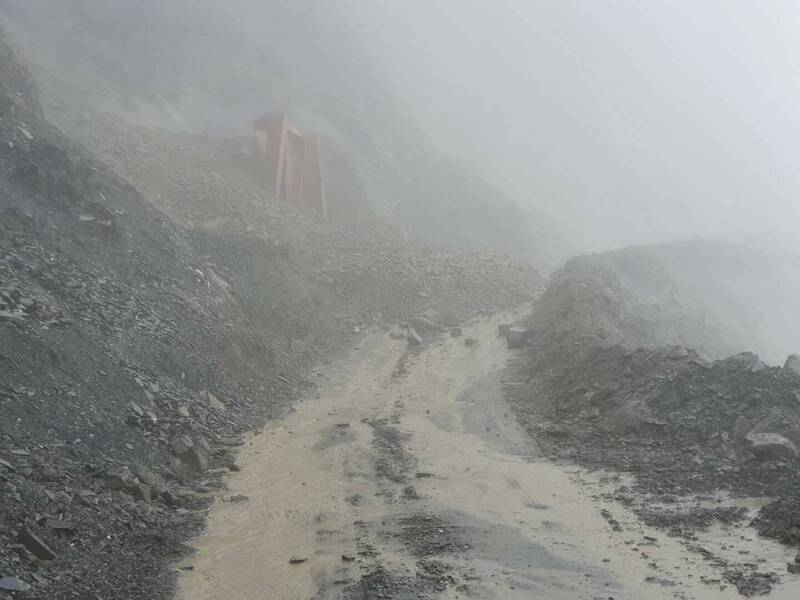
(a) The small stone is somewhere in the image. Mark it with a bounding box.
[788,562,800,575]
[45,519,76,533]
[129,483,151,503]
[341,554,356,562]
[289,556,308,564]
[103,472,131,491]
[0,576,31,592]
[506,328,532,349]
[745,432,799,461]
[784,354,800,376]
[171,436,209,473]
[450,327,463,337]
[406,327,422,346]
[290,340,308,356]
[465,338,477,347]
[18,527,58,560]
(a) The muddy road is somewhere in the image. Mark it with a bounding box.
[178,313,800,600]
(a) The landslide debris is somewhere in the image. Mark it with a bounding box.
[505,246,800,592]
[0,32,542,599]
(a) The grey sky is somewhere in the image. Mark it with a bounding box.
[347,0,800,254]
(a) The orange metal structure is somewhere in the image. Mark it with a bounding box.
[254,113,326,216]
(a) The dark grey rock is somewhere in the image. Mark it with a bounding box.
[18,527,58,560]
[745,432,799,461]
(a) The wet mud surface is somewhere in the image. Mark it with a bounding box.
[177,312,800,599]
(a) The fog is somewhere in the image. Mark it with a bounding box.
[349,0,800,256]
[1,0,798,360]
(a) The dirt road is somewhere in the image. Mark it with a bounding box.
[178,313,800,599]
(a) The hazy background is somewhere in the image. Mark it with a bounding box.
[349,0,800,254]
[1,0,798,361]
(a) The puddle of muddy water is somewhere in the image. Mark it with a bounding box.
[178,311,800,600]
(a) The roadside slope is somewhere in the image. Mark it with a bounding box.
[0,34,543,599]
[505,244,800,594]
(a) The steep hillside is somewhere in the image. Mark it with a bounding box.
[0,0,558,267]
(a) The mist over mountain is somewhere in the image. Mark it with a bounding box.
[0,0,562,268]
[346,0,800,259]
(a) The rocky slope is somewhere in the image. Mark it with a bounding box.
[0,34,543,599]
[505,244,800,594]
[0,0,560,268]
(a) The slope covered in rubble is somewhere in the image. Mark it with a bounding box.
[0,0,562,269]
[505,243,800,593]
[0,32,543,599]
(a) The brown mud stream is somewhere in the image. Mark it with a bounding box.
[178,312,800,599]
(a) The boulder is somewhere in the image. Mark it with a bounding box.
[171,436,209,473]
[745,433,799,461]
[784,354,800,376]
[506,328,533,349]
[205,390,226,413]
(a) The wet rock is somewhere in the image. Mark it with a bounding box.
[205,390,226,413]
[103,471,133,491]
[45,519,77,534]
[723,570,779,596]
[402,485,420,499]
[406,327,422,346]
[745,432,799,461]
[422,308,442,324]
[18,527,58,560]
[732,415,752,444]
[506,327,532,349]
[0,576,31,592]
[410,317,435,334]
[171,436,209,473]
[290,339,308,355]
[129,483,151,503]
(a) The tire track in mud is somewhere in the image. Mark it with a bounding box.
[177,312,800,600]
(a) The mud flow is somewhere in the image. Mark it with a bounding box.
[178,313,800,600]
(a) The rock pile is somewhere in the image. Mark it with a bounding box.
[505,250,800,591]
